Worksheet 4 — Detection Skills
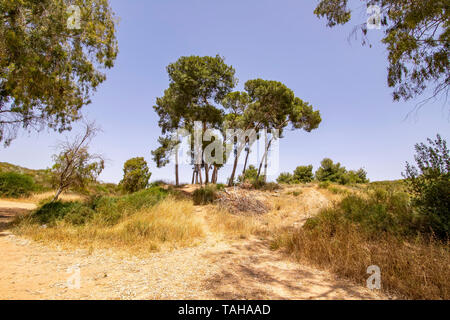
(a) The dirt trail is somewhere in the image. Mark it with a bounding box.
[0,196,386,300]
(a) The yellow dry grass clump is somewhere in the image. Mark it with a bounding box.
[272,224,450,299]
[15,197,204,254]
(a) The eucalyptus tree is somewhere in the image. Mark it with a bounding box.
[0,0,119,146]
[314,0,449,104]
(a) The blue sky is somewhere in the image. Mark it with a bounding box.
[1,0,449,183]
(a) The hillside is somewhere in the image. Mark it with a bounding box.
[0,162,53,191]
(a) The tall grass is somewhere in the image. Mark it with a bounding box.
[13,188,204,253]
[272,189,450,299]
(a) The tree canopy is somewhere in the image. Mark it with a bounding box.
[120,157,152,194]
[0,0,119,146]
[314,0,449,103]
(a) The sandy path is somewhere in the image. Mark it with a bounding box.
[0,198,385,300]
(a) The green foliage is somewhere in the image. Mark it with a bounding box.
[293,165,314,183]
[318,181,330,189]
[238,165,258,183]
[276,172,293,184]
[193,186,217,205]
[315,158,347,183]
[0,172,35,197]
[314,0,449,102]
[305,189,419,238]
[0,162,52,191]
[33,201,95,226]
[31,187,168,227]
[50,123,104,200]
[0,0,119,146]
[403,134,450,239]
[120,157,152,194]
[245,79,321,137]
[344,169,369,184]
[215,183,226,191]
[92,187,168,225]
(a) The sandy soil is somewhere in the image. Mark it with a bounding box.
[0,195,386,300]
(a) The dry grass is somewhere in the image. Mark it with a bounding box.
[1,191,84,204]
[14,197,204,254]
[272,222,450,299]
[205,206,264,239]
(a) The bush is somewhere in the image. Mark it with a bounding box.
[119,157,152,194]
[93,187,168,225]
[318,181,330,189]
[33,201,94,226]
[404,134,450,239]
[273,187,450,299]
[193,186,217,205]
[306,189,418,237]
[293,165,314,183]
[277,172,293,184]
[0,172,35,198]
[31,187,168,226]
[315,158,347,183]
[238,165,258,183]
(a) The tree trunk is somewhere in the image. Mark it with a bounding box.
[198,165,203,185]
[242,146,250,175]
[175,150,179,186]
[257,138,273,178]
[212,165,218,184]
[204,163,210,185]
[228,155,239,187]
[192,169,195,184]
[52,187,63,202]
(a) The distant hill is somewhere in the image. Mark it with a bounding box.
[0,162,53,191]
[0,162,119,195]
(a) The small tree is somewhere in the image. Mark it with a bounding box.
[292,165,314,183]
[120,157,152,194]
[51,122,104,201]
[237,165,258,184]
[345,169,369,184]
[277,172,293,184]
[315,158,346,183]
[403,134,449,239]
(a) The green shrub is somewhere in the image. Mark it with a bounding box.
[215,183,226,191]
[318,181,330,189]
[31,187,168,226]
[33,201,94,226]
[277,172,293,184]
[119,157,152,194]
[193,186,217,205]
[315,158,347,183]
[238,165,258,183]
[0,172,35,198]
[403,134,450,239]
[293,165,314,183]
[93,187,168,224]
[328,186,349,195]
[344,169,369,184]
[306,189,418,238]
